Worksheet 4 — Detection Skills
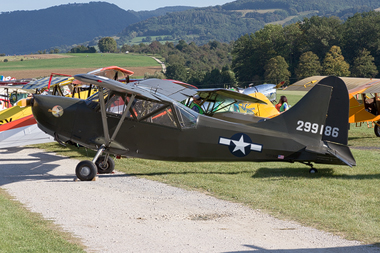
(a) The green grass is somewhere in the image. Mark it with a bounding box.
[0,53,158,71]
[0,188,85,252]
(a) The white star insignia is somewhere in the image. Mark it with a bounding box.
[219,134,263,155]
[231,135,250,154]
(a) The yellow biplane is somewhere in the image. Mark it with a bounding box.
[287,76,380,136]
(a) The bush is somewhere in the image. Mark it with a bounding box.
[3,59,8,62]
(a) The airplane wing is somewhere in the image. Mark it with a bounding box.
[197,88,267,104]
[0,78,34,86]
[285,76,325,91]
[242,84,277,102]
[22,76,73,91]
[74,74,197,102]
[360,82,380,94]
[134,78,197,101]
[88,66,134,80]
[287,76,380,91]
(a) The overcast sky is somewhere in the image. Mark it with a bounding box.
[2,0,233,12]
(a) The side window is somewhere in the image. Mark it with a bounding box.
[104,93,197,129]
[141,107,178,128]
[174,102,198,129]
[105,94,126,115]
[133,98,165,120]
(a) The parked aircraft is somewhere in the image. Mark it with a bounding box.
[287,76,380,137]
[0,66,135,148]
[30,74,355,181]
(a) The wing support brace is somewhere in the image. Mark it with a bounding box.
[94,87,136,162]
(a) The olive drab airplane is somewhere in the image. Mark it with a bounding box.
[30,74,355,181]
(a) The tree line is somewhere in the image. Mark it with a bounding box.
[86,11,380,88]
[117,11,380,88]
[232,11,380,86]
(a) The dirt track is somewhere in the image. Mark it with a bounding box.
[1,147,379,252]
[2,66,162,79]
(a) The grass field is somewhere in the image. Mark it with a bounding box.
[31,90,380,246]
[0,53,158,71]
[0,188,84,252]
[0,53,162,79]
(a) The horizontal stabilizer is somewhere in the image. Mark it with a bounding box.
[324,141,356,167]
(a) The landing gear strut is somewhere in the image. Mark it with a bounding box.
[300,161,318,174]
[74,89,135,181]
[95,155,115,174]
[75,145,115,181]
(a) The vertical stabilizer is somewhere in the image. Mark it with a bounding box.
[256,83,332,143]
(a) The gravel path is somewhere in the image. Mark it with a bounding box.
[0,147,378,252]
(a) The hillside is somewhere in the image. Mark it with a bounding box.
[119,0,380,45]
[0,2,194,55]
[2,0,380,55]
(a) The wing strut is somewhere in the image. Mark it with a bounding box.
[93,89,136,164]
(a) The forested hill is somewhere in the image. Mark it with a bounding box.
[0,2,194,55]
[223,0,379,13]
[119,0,380,45]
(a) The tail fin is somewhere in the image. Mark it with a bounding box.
[257,83,333,143]
[318,76,349,145]
[258,76,350,146]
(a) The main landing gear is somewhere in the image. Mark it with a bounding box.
[75,89,135,181]
[75,145,115,181]
[374,121,380,137]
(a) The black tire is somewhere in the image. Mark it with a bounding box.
[95,155,115,174]
[309,168,318,174]
[374,122,380,137]
[76,160,97,181]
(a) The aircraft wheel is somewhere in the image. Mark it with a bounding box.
[76,160,97,181]
[374,123,380,137]
[95,155,115,174]
[309,168,318,174]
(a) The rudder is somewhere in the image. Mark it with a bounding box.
[318,76,349,145]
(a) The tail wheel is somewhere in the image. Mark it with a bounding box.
[309,168,318,174]
[76,160,97,181]
[374,122,380,137]
[95,155,115,174]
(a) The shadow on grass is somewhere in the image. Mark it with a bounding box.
[348,136,375,141]
[103,169,256,178]
[225,243,380,252]
[101,166,380,180]
[253,167,380,180]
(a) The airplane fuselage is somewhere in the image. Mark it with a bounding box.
[32,94,344,166]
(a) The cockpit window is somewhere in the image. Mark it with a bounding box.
[105,94,127,115]
[92,91,198,129]
[173,101,198,129]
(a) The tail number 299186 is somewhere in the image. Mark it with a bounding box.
[296,120,339,137]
